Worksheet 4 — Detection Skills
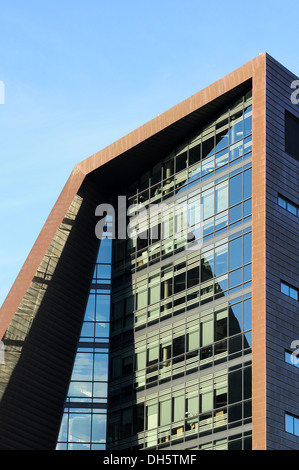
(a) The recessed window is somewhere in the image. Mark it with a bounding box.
[281,281,299,301]
[285,111,299,161]
[285,350,299,368]
[285,412,299,436]
[278,194,299,218]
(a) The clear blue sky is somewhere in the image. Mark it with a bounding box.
[0,0,298,307]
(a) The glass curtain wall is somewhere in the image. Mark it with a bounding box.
[56,88,253,451]
[56,236,112,450]
[108,89,253,450]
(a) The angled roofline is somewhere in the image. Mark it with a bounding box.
[0,53,266,335]
[76,53,266,176]
[0,52,268,450]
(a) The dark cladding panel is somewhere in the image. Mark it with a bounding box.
[0,179,101,450]
[265,54,299,450]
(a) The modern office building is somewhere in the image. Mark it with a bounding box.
[0,53,298,451]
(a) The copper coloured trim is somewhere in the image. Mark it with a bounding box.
[0,53,268,449]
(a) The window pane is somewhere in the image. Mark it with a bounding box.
[215,121,229,152]
[68,381,92,398]
[95,322,110,338]
[229,203,242,224]
[94,382,108,398]
[229,173,243,207]
[69,413,91,442]
[244,106,252,136]
[229,237,243,270]
[85,295,96,321]
[201,251,214,281]
[189,143,201,166]
[92,414,107,443]
[176,151,187,172]
[243,198,252,217]
[187,267,199,288]
[57,413,68,441]
[281,282,289,296]
[243,232,252,265]
[136,350,146,370]
[215,181,228,213]
[285,413,294,434]
[149,282,160,304]
[202,188,214,219]
[201,319,213,346]
[229,267,242,288]
[229,302,242,335]
[160,399,171,426]
[229,111,243,144]
[173,395,185,421]
[202,135,215,159]
[97,238,112,264]
[243,169,252,200]
[201,390,213,412]
[71,353,93,381]
[174,272,186,294]
[187,394,199,416]
[96,295,110,322]
[290,287,298,301]
[243,298,252,331]
[148,344,159,365]
[215,148,228,169]
[230,140,243,161]
[285,350,293,365]
[278,196,286,208]
[285,111,299,161]
[94,354,109,381]
[214,245,228,276]
[215,309,227,341]
[287,202,297,215]
[228,370,242,404]
[147,404,158,430]
[81,322,94,338]
[96,264,111,280]
[188,329,199,350]
[173,335,185,357]
[137,288,147,309]
[202,155,214,177]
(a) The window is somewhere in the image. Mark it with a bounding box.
[285,350,299,368]
[285,111,299,161]
[281,281,299,301]
[285,412,299,436]
[278,194,299,218]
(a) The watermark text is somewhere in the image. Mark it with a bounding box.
[95,196,203,252]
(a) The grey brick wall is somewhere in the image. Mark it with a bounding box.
[265,54,299,450]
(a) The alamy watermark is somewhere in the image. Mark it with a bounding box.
[290,340,299,366]
[290,80,299,105]
[95,196,203,251]
[0,81,4,104]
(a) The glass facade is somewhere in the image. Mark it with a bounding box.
[56,88,253,450]
[56,237,112,450]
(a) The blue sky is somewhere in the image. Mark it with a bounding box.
[0,0,298,306]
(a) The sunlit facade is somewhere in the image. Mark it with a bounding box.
[1,54,298,451]
[56,90,253,450]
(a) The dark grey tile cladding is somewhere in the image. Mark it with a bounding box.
[0,178,101,450]
[265,54,299,450]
